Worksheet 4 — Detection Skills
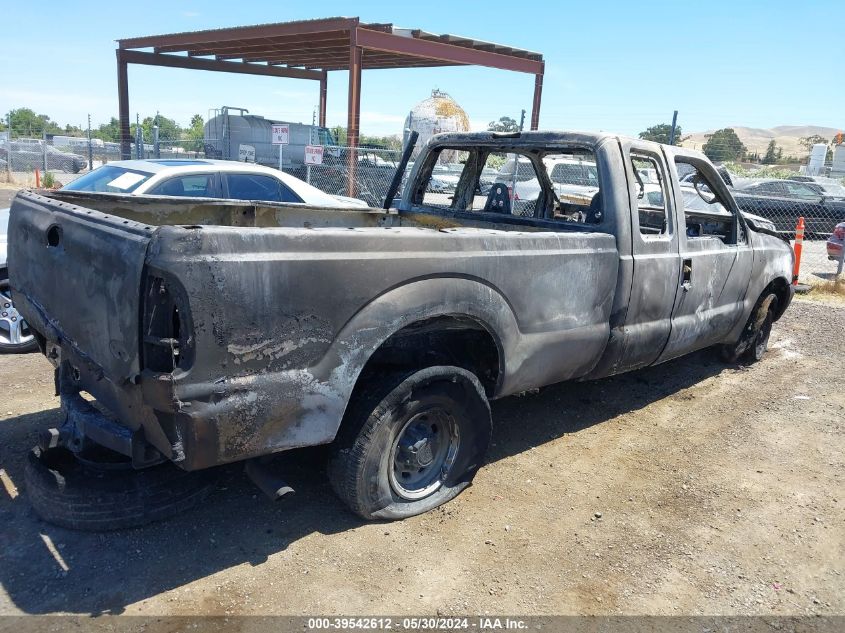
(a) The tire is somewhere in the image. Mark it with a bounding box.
[0,271,38,354]
[24,446,220,531]
[720,292,778,364]
[328,366,492,520]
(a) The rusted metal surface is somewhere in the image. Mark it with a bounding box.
[346,39,362,198]
[531,63,545,130]
[116,53,130,161]
[7,131,793,474]
[117,49,324,80]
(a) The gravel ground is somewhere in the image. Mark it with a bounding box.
[0,297,842,617]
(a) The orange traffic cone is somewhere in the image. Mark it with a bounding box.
[34,168,40,188]
[792,216,805,286]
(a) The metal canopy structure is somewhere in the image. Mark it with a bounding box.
[116,16,545,191]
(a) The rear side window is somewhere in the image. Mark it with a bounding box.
[630,154,668,235]
[225,174,303,203]
[148,174,215,197]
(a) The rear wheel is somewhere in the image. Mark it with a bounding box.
[0,272,38,353]
[328,366,491,520]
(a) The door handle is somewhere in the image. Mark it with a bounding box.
[681,259,692,291]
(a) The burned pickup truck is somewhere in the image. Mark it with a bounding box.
[8,132,794,529]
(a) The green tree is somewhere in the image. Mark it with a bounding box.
[487,116,520,133]
[331,126,347,145]
[141,114,181,142]
[91,118,121,142]
[184,114,205,151]
[638,122,684,145]
[702,128,747,163]
[798,134,828,151]
[762,140,782,164]
[7,108,62,138]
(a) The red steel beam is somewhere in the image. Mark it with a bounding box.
[173,31,351,56]
[354,28,542,74]
[221,44,351,62]
[118,49,323,80]
[531,63,544,130]
[116,52,131,160]
[319,71,327,128]
[347,40,362,197]
[118,17,358,50]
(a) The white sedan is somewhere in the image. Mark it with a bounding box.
[62,159,369,207]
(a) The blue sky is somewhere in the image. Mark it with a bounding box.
[1,0,842,137]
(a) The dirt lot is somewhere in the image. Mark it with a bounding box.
[0,297,841,617]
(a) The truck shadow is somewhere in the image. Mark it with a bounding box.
[0,348,726,615]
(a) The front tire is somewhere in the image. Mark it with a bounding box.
[720,292,778,364]
[328,366,492,520]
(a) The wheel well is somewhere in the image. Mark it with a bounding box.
[765,277,791,321]
[355,316,502,398]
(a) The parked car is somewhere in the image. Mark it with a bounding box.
[494,155,600,216]
[731,178,845,237]
[8,131,793,530]
[0,207,37,352]
[828,222,845,261]
[787,175,845,198]
[62,159,369,207]
[0,141,86,173]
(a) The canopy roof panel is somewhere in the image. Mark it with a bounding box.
[117,16,543,74]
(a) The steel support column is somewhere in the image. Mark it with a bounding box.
[530,64,544,131]
[346,42,362,197]
[116,52,131,160]
[319,71,328,128]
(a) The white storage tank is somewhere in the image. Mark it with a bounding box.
[404,90,470,163]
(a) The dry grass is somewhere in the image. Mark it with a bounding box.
[801,276,845,304]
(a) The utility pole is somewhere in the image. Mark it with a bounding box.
[135,113,142,160]
[669,110,679,145]
[5,112,11,178]
[154,111,160,158]
[87,113,93,171]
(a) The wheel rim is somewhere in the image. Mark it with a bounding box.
[389,407,460,501]
[0,279,35,347]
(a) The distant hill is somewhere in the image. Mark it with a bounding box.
[680,125,841,158]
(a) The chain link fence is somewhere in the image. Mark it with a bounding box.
[3,129,843,283]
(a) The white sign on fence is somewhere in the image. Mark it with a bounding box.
[238,144,256,162]
[304,145,324,166]
[271,124,290,145]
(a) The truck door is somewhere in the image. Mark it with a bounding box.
[612,140,682,372]
[656,153,753,362]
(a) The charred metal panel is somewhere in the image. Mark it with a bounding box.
[146,225,617,466]
[8,191,154,381]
